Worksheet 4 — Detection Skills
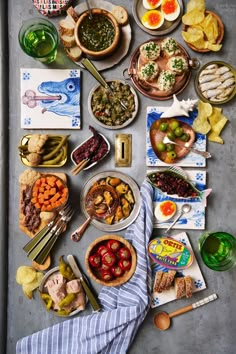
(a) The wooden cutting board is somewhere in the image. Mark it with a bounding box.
[19,172,67,238]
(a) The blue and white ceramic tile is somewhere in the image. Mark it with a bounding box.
[21,68,81,129]
[151,232,206,308]
[146,106,206,167]
[149,169,208,230]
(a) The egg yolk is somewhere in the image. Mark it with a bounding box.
[162,0,178,14]
[160,201,176,216]
[148,0,161,7]
[145,11,162,26]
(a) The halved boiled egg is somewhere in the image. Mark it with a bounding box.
[154,200,177,221]
[141,10,164,29]
[143,0,163,10]
[161,0,180,21]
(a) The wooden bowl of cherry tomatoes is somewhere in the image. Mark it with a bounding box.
[85,234,137,287]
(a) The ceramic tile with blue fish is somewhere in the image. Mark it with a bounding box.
[146,105,207,167]
[21,68,81,129]
[151,232,206,308]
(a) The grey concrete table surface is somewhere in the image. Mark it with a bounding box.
[1,0,235,353]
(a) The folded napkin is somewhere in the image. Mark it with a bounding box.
[16,181,154,354]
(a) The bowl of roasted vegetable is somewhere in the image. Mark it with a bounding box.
[88,80,139,129]
[85,234,137,287]
[39,256,86,317]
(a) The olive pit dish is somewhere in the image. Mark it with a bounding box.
[74,8,120,59]
[85,234,137,287]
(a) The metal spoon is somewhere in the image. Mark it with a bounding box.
[165,203,191,233]
[163,136,211,159]
[85,0,93,20]
[154,294,217,330]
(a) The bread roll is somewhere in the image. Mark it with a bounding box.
[112,6,129,25]
[158,272,169,293]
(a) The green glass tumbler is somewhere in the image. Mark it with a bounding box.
[198,231,236,271]
[18,18,58,63]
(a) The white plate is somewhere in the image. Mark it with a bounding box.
[71,0,132,71]
[132,0,183,36]
[80,171,141,232]
[88,79,139,130]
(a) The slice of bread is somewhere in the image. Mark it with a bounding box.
[184,275,193,298]
[165,270,176,290]
[112,6,129,25]
[67,6,79,23]
[60,34,75,48]
[175,277,185,299]
[153,271,163,293]
[66,45,82,62]
[158,272,169,293]
[58,19,75,36]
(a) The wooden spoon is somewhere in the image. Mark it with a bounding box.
[154,294,217,331]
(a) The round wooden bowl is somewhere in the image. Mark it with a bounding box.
[74,8,120,59]
[85,234,137,287]
[182,10,224,53]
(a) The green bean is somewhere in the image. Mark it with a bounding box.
[41,149,64,165]
[42,135,69,161]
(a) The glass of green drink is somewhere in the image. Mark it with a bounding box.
[198,231,236,271]
[19,18,58,63]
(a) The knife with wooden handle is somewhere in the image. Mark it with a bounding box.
[67,255,101,312]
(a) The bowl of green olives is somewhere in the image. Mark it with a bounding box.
[149,118,195,164]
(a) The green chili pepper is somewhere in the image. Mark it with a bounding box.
[42,135,70,161]
[58,293,76,308]
[59,256,75,281]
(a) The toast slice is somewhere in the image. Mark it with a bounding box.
[153,271,163,293]
[158,272,169,293]
[60,34,76,48]
[67,6,79,23]
[112,6,129,25]
[175,277,185,299]
[185,275,193,298]
[66,46,82,62]
[58,19,75,36]
[165,270,176,290]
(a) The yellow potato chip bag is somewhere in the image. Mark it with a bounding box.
[182,10,205,25]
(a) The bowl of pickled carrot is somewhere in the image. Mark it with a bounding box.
[30,174,69,212]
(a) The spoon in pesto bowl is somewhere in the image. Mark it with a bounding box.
[85,0,93,20]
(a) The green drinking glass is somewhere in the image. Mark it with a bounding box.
[18,18,58,63]
[198,231,236,271]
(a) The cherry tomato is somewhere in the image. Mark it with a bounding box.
[107,239,121,253]
[118,259,131,271]
[111,265,124,277]
[118,247,131,260]
[102,251,116,267]
[101,269,113,281]
[97,245,109,256]
[89,254,101,268]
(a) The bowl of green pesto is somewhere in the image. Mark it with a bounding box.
[75,8,121,59]
[88,80,139,130]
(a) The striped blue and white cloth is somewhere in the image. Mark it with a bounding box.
[16,181,154,354]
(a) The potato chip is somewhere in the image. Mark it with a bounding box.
[187,0,206,13]
[206,42,222,51]
[182,30,203,43]
[191,38,207,49]
[192,100,212,134]
[22,272,44,299]
[16,266,37,285]
[182,10,205,25]
[187,26,204,38]
[208,107,228,143]
[201,14,219,43]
